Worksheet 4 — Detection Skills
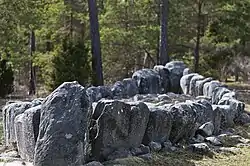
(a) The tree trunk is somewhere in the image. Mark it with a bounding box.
[29,30,36,95]
[88,0,104,86]
[159,0,169,65]
[194,1,202,73]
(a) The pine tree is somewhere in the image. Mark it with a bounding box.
[49,38,91,90]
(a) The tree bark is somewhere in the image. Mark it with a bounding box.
[194,1,202,73]
[88,0,104,86]
[29,30,36,95]
[159,0,169,65]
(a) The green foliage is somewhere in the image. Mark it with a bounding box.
[0,59,14,98]
[0,0,250,93]
[48,38,91,91]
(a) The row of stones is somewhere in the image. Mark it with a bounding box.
[1,61,246,166]
[87,61,187,102]
[3,84,245,165]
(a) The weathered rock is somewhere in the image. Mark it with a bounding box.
[211,105,223,135]
[106,148,132,161]
[142,106,173,145]
[138,153,153,161]
[14,105,41,162]
[189,75,204,96]
[222,91,236,99]
[130,144,150,156]
[165,61,187,93]
[34,81,92,166]
[31,98,44,106]
[197,122,214,137]
[87,86,112,102]
[3,101,32,146]
[235,112,250,125]
[187,143,210,155]
[83,161,104,166]
[122,78,139,97]
[132,69,161,94]
[169,102,197,144]
[149,141,162,152]
[212,87,230,104]
[205,136,222,146]
[162,141,177,152]
[98,86,113,99]
[180,73,198,95]
[92,100,113,120]
[203,81,222,98]
[218,98,245,121]
[195,77,213,96]
[91,100,150,161]
[213,105,234,128]
[192,134,205,143]
[188,100,213,126]
[111,81,126,98]
[183,68,191,76]
[153,65,170,93]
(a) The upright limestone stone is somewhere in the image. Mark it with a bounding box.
[14,105,41,162]
[165,61,186,93]
[91,100,150,161]
[180,73,198,95]
[3,101,32,146]
[142,105,173,145]
[132,69,161,94]
[34,81,92,166]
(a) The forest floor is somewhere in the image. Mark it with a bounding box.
[0,83,250,166]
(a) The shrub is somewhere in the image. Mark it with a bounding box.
[48,38,91,91]
[0,59,14,97]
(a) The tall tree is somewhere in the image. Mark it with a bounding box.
[159,0,169,65]
[88,0,104,86]
[194,0,203,72]
[29,30,36,95]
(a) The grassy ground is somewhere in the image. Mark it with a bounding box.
[1,85,250,165]
[104,124,250,166]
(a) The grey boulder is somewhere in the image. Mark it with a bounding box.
[203,81,222,98]
[87,86,112,102]
[195,77,213,96]
[2,101,32,146]
[165,61,187,93]
[111,81,126,98]
[197,122,214,137]
[14,105,41,162]
[132,69,161,94]
[218,98,245,120]
[34,81,92,166]
[149,141,162,152]
[213,105,234,128]
[91,100,150,161]
[153,65,170,93]
[189,75,204,96]
[122,78,139,97]
[212,87,230,104]
[142,106,173,145]
[183,68,191,76]
[180,73,198,95]
[169,102,197,144]
[187,143,210,155]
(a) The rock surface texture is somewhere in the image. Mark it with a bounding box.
[1,60,246,165]
[34,81,92,166]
